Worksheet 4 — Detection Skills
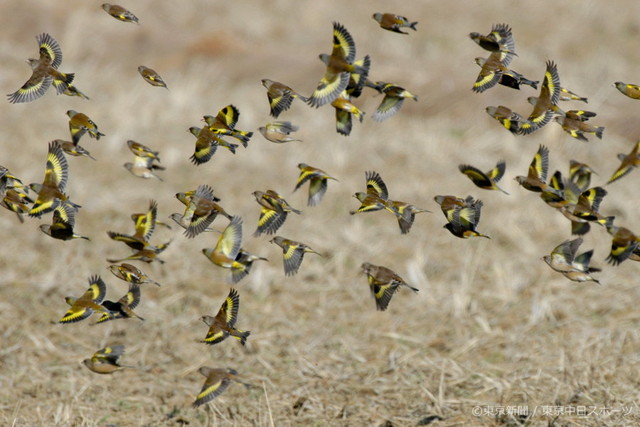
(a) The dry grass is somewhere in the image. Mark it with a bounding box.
[1,1,640,426]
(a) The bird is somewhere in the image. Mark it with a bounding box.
[258,121,302,143]
[473,57,538,90]
[331,91,365,136]
[107,241,171,264]
[387,200,430,234]
[127,140,161,162]
[442,198,490,239]
[202,216,254,283]
[269,236,321,276]
[102,4,139,24]
[202,105,253,147]
[7,33,74,103]
[177,184,232,238]
[614,81,640,99]
[108,262,161,287]
[519,61,561,134]
[369,81,418,122]
[107,200,158,250]
[553,110,604,142]
[124,140,164,181]
[96,283,145,323]
[168,212,218,233]
[252,190,301,236]
[350,171,396,215]
[294,163,338,206]
[200,288,250,346]
[361,263,418,311]
[372,13,417,34]
[542,237,600,284]
[434,195,476,222]
[83,345,132,374]
[59,275,110,323]
[138,65,167,88]
[307,22,370,108]
[66,110,105,145]
[607,140,640,185]
[459,161,509,194]
[29,141,80,218]
[39,201,89,241]
[560,186,609,236]
[560,87,588,103]
[469,23,517,56]
[485,105,524,134]
[192,367,251,408]
[261,79,308,118]
[56,139,96,161]
[604,218,640,266]
[514,145,555,193]
[569,160,597,192]
[233,249,268,282]
[1,188,31,223]
[63,84,90,100]
[189,126,237,165]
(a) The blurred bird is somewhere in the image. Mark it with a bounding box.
[138,65,167,88]
[472,50,516,93]
[124,140,164,181]
[102,4,139,24]
[560,87,588,103]
[1,188,31,223]
[59,275,110,323]
[369,81,417,122]
[361,263,418,311]
[201,288,250,346]
[177,184,232,238]
[127,140,161,162]
[107,240,171,264]
[604,218,640,266]
[614,81,640,99]
[192,367,251,408]
[202,105,253,147]
[351,171,396,215]
[561,186,609,236]
[252,190,301,236]
[29,141,80,218]
[434,195,475,222]
[66,110,105,145]
[108,262,161,287]
[270,236,321,276]
[56,139,96,161]
[83,345,132,374]
[63,84,90,100]
[96,283,144,323]
[108,200,158,250]
[258,121,302,143]
[308,22,370,107]
[469,23,516,56]
[233,249,268,282]
[569,160,597,192]
[189,126,237,165]
[514,145,554,193]
[485,105,524,134]
[169,212,218,233]
[607,140,640,185]
[388,200,430,234]
[7,33,74,103]
[372,13,417,34]
[459,161,509,194]
[443,198,490,239]
[261,79,308,117]
[474,57,538,90]
[543,237,600,284]
[294,163,337,206]
[202,216,253,283]
[520,61,561,134]
[554,110,604,142]
[331,90,365,136]
[39,201,89,241]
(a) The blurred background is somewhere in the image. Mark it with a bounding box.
[1,1,639,425]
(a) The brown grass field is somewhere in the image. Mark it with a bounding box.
[1,1,640,426]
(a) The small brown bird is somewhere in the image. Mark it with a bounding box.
[108,200,158,250]
[614,81,640,99]
[189,126,237,165]
[63,84,90,100]
[369,81,417,122]
[607,140,640,185]
[96,283,145,323]
[252,190,301,236]
[8,33,74,103]
[361,263,418,311]
[258,121,302,143]
[56,139,96,161]
[554,110,604,142]
[561,186,609,236]
[372,13,417,34]
[459,161,509,194]
[331,91,365,136]
[472,51,514,93]
[294,163,338,206]
[514,145,554,193]
[138,65,167,88]
[387,200,430,234]
[67,110,105,145]
[192,367,252,408]
[443,199,490,239]
[485,105,524,134]
[261,79,308,117]
[107,241,171,264]
[569,160,597,192]
[560,87,588,103]
[124,140,164,181]
[351,170,395,215]
[39,201,89,241]
[202,216,253,283]
[520,61,561,134]
[59,275,110,323]
[108,262,160,287]
[177,185,233,238]
[83,345,132,374]
[201,288,250,346]
[434,195,475,222]
[270,236,321,276]
[474,57,537,91]
[604,218,640,266]
[469,23,516,56]
[543,237,600,284]
[202,105,253,147]
[102,4,139,24]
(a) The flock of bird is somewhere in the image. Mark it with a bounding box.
[2,6,640,410]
